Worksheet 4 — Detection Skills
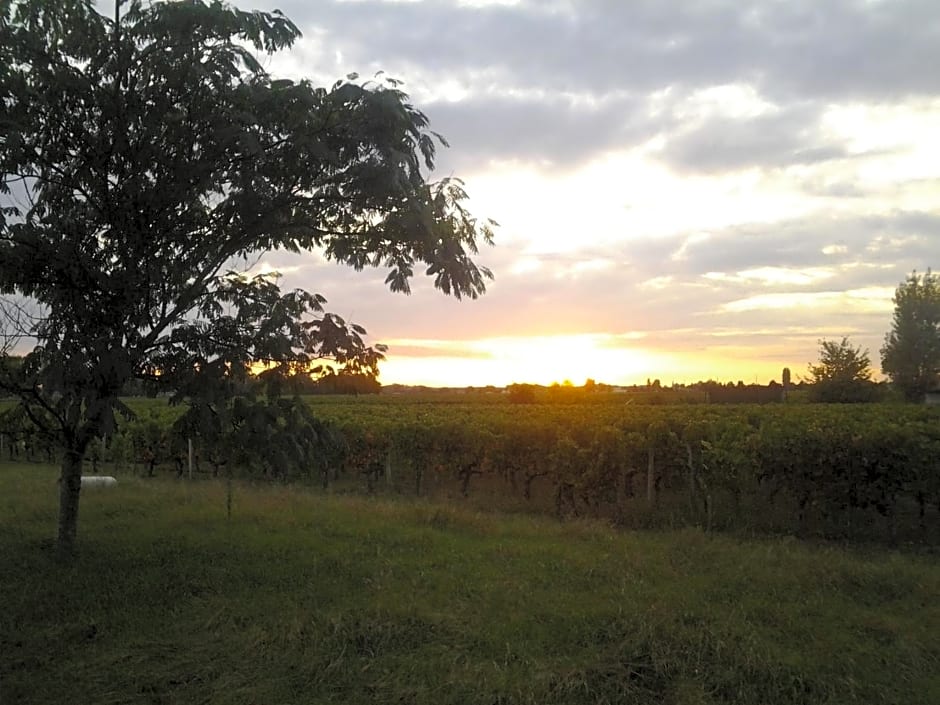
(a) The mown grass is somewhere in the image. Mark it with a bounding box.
[2,462,939,704]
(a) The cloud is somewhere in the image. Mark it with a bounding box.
[656,211,940,278]
[419,92,659,170]
[380,339,496,359]
[800,177,871,199]
[283,0,940,98]
[254,0,940,172]
[657,105,852,173]
[720,288,894,314]
[703,267,835,286]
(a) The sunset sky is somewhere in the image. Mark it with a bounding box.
[248,0,939,387]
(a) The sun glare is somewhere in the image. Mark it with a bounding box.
[377,332,804,388]
[380,334,681,387]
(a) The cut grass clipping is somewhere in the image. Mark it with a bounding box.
[2,463,939,704]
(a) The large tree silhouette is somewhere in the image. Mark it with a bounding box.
[0,0,493,555]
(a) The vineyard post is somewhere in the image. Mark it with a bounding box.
[226,466,233,520]
[685,442,696,515]
[702,477,713,532]
[188,438,193,480]
[385,448,392,487]
[647,447,655,504]
[615,468,625,512]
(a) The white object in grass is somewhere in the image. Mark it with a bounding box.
[81,476,117,488]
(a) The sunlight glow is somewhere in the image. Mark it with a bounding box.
[721,287,894,314]
[674,83,779,121]
[638,275,674,290]
[704,267,835,286]
[248,261,303,278]
[380,334,663,387]
[376,332,805,388]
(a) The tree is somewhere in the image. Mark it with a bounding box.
[881,270,940,401]
[0,0,493,555]
[507,383,537,404]
[807,337,878,403]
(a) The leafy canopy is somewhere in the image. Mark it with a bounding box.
[0,0,493,439]
[881,269,940,401]
[807,337,877,403]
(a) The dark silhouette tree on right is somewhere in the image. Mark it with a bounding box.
[881,270,940,401]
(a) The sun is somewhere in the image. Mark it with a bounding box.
[379,334,668,387]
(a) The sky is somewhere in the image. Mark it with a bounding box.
[157,1,940,385]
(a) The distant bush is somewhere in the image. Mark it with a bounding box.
[507,383,537,404]
[808,380,885,403]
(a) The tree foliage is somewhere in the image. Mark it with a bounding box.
[0,0,493,554]
[507,383,537,404]
[807,338,878,403]
[881,270,940,401]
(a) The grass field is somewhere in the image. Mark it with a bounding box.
[2,462,939,704]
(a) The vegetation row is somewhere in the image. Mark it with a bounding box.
[3,398,937,544]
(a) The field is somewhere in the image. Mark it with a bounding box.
[2,462,940,704]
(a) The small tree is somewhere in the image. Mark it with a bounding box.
[507,383,537,404]
[881,270,940,401]
[0,0,493,555]
[807,338,877,403]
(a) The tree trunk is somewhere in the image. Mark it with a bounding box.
[57,447,85,557]
[688,473,712,532]
[226,468,233,520]
[459,463,479,497]
[524,472,546,501]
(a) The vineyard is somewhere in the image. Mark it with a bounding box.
[2,395,939,543]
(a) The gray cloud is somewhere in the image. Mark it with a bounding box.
[657,105,851,173]
[275,0,940,99]
[421,92,659,171]
[656,211,940,278]
[799,178,872,199]
[247,0,940,174]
